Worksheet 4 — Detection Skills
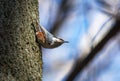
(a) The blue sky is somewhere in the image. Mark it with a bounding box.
[38,0,120,81]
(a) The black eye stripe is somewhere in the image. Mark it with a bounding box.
[46,41,52,45]
[48,42,51,45]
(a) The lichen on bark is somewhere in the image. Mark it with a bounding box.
[0,0,42,81]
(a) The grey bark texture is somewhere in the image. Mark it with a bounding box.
[0,0,42,81]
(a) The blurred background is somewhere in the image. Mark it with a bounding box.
[38,0,120,81]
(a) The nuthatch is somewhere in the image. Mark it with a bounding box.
[31,19,68,48]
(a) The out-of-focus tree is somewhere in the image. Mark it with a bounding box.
[39,0,120,81]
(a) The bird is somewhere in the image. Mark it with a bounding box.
[31,19,68,48]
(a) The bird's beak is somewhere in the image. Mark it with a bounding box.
[64,41,69,43]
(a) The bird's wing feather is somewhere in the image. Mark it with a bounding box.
[39,26,54,43]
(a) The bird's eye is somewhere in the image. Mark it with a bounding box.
[48,42,51,45]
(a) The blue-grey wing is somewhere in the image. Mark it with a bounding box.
[40,26,54,43]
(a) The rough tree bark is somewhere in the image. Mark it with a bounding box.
[0,0,42,81]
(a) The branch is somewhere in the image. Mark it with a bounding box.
[50,0,72,34]
[65,19,120,81]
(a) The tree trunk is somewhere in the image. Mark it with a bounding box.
[0,0,42,81]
